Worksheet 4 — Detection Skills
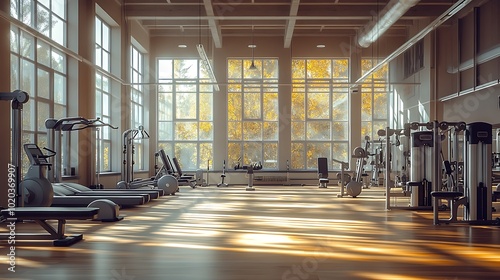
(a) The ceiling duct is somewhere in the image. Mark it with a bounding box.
[357,0,420,48]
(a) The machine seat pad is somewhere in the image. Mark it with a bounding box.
[1,207,99,220]
[431,191,463,199]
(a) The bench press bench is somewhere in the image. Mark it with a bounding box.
[430,191,466,224]
[1,207,99,246]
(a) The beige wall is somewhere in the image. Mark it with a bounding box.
[391,18,435,125]
[438,0,500,124]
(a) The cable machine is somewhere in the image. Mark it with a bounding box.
[463,122,492,221]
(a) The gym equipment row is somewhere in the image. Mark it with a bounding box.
[44,117,171,204]
[44,117,172,197]
[0,90,100,246]
[382,121,499,225]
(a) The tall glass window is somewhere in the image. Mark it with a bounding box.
[361,59,389,140]
[95,16,112,172]
[131,46,145,171]
[291,59,349,170]
[10,0,67,175]
[227,59,279,169]
[157,59,214,170]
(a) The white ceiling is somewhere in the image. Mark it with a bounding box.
[124,0,458,48]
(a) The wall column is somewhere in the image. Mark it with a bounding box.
[76,1,95,187]
[350,39,362,170]
[0,1,12,208]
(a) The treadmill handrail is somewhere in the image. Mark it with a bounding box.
[45,117,118,131]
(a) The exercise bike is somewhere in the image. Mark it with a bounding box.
[217,160,229,187]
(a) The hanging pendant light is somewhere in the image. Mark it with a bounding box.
[249,24,257,71]
[249,45,257,70]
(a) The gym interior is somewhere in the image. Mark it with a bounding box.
[1,0,500,279]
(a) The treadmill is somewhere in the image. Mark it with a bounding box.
[44,117,165,198]
[51,185,147,207]
[23,143,148,208]
[56,182,163,199]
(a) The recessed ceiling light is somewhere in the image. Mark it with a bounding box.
[317,44,326,48]
[178,44,187,48]
[248,44,257,48]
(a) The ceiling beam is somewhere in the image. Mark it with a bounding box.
[203,0,223,48]
[126,10,446,21]
[284,0,300,48]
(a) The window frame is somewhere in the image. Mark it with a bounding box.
[10,0,68,176]
[227,58,280,170]
[291,58,350,170]
[157,58,214,171]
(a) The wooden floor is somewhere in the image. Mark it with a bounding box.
[1,185,500,280]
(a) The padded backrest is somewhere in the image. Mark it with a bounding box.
[166,155,175,173]
[157,149,174,174]
[317,157,328,178]
[172,157,184,175]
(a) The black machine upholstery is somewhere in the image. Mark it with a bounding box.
[318,157,329,187]
[0,207,99,246]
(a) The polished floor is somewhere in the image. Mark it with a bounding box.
[1,184,499,280]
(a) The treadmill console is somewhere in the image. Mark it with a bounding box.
[24,143,51,166]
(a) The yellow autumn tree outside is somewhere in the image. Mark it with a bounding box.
[158,57,388,171]
[227,58,279,168]
[226,57,388,170]
[361,59,389,141]
[291,59,349,170]
[157,59,213,170]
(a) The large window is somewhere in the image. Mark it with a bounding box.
[131,46,145,171]
[10,0,67,175]
[95,16,112,172]
[361,59,389,141]
[227,59,279,169]
[291,59,349,170]
[11,0,66,46]
[157,59,214,170]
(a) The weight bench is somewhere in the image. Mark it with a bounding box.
[0,207,99,246]
[430,191,466,224]
[318,157,329,188]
